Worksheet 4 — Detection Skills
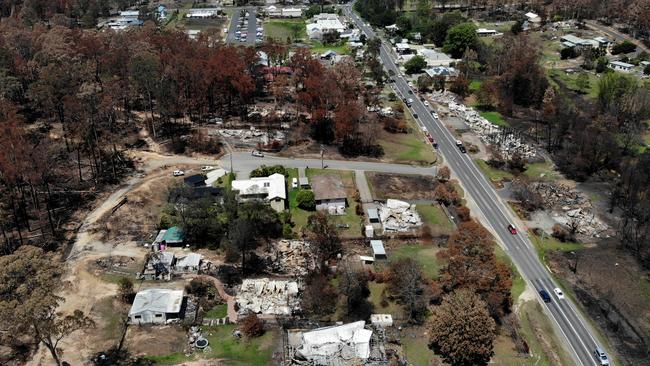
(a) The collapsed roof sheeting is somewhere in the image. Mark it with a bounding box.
[236,278,300,316]
[295,321,373,364]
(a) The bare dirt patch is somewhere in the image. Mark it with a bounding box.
[125,325,187,357]
[367,172,438,200]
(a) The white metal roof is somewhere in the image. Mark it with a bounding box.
[232,173,286,200]
[371,240,385,256]
[129,289,183,315]
[296,321,372,361]
[176,253,202,268]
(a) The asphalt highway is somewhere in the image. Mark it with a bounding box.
[342,5,607,366]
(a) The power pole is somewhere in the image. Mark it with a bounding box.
[320,144,324,169]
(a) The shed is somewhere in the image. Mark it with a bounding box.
[359,255,375,265]
[610,61,634,72]
[298,176,310,188]
[371,314,393,327]
[370,240,386,260]
[128,289,184,324]
[175,253,202,273]
[162,226,185,246]
[367,208,380,223]
[365,225,374,238]
[184,174,206,187]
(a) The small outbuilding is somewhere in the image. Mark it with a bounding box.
[128,289,184,324]
[367,208,380,223]
[610,61,634,72]
[161,226,185,247]
[184,174,206,187]
[359,255,375,265]
[371,314,394,327]
[298,176,310,188]
[370,240,387,260]
[365,225,374,238]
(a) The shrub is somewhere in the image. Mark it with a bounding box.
[118,277,135,303]
[611,40,636,55]
[250,165,287,178]
[296,190,316,210]
[560,47,577,60]
[241,314,264,337]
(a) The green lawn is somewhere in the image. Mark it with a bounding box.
[547,69,600,99]
[402,332,438,366]
[204,304,228,318]
[214,172,235,189]
[479,110,509,127]
[523,161,561,181]
[368,282,403,318]
[146,353,189,365]
[391,244,444,280]
[469,79,483,93]
[416,204,454,234]
[204,324,276,366]
[310,41,350,55]
[475,159,514,183]
[263,19,306,42]
[528,230,583,264]
[379,100,438,165]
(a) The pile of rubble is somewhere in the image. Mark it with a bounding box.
[268,240,318,277]
[530,181,610,238]
[430,90,536,159]
[235,278,300,316]
[213,127,285,145]
[378,199,422,232]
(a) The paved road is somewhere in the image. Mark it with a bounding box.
[226,7,257,45]
[220,151,437,178]
[342,5,606,366]
[585,20,650,55]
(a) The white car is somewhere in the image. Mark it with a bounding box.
[201,166,216,171]
[553,288,565,299]
[173,170,185,176]
[424,101,430,106]
[291,177,298,189]
[251,150,264,157]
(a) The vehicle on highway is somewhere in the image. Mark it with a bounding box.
[432,139,438,149]
[539,289,552,303]
[507,224,518,235]
[553,288,564,299]
[291,177,298,189]
[251,150,264,157]
[408,81,413,87]
[593,346,610,366]
[173,170,185,176]
[426,133,434,142]
[459,145,467,153]
[456,139,463,146]
[424,101,429,106]
[421,126,428,132]
[419,96,425,101]
[402,97,408,103]
[432,112,439,119]
[201,166,216,171]
[408,89,413,94]
[413,113,418,119]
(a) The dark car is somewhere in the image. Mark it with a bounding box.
[413,113,418,119]
[459,145,467,153]
[507,224,518,235]
[432,140,438,149]
[539,289,552,303]
[408,89,413,94]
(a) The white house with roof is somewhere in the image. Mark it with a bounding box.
[231,173,286,212]
[186,8,222,18]
[476,28,501,37]
[610,61,634,73]
[525,12,541,24]
[418,48,455,67]
[128,289,184,324]
[306,13,346,40]
[425,66,459,79]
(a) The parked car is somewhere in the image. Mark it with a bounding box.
[251,150,264,157]
[507,224,518,235]
[426,133,434,142]
[408,89,413,94]
[455,139,463,146]
[459,145,467,153]
[539,289,552,303]
[432,112,439,119]
[201,166,216,171]
[173,170,185,176]
[553,288,565,299]
[432,139,438,149]
[413,113,418,119]
[424,101,430,106]
[291,177,298,189]
[593,347,610,366]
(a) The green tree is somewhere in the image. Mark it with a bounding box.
[296,190,316,210]
[0,246,95,366]
[417,74,433,91]
[404,55,427,74]
[611,40,637,55]
[596,56,609,73]
[575,73,590,93]
[388,258,428,323]
[510,20,523,35]
[429,289,496,366]
[443,22,478,59]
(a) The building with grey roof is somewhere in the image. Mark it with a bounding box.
[128,289,184,324]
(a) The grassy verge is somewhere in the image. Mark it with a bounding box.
[204,324,276,365]
[379,103,438,165]
[547,69,600,99]
[402,333,438,366]
[476,159,514,183]
[494,246,526,301]
[368,282,403,318]
[528,230,583,264]
[524,161,560,181]
[517,300,575,366]
[96,296,127,343]
[310,41,350,55]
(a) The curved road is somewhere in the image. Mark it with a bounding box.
[342,5,607,366]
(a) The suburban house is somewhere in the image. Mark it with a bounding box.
[231,173,286,212]
[476,28,500,37]
[593,36,612,50]
[610,61,634,72]
[311,174,347,214]
[128,289,185,324]
[371,240,387,260]
[185,8,222,18]
[184,174,206,187]
[560,35,599,51]
[141,251,175,280]
[267,6,302,18]
[396,41,412,54]
[424,66,459,80]
[106,10,143,30]
[306,13,346,40]
[367,208,380,223]
[417,48,455,67]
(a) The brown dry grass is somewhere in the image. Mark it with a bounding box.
[367,172,439,200]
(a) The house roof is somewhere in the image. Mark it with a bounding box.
[371,240,386,256]
[162,226,185,243]
[525,12,539,19]
[561,34,584,45]
[311,174,346,201]
[298,176,309,185]
[425,66,459,77]
[610,61,634,68]
[176,253,202,268]
[129,289,183,315]
[367,208,379,220]
[184,174,206,185]
[231,173,286,200]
